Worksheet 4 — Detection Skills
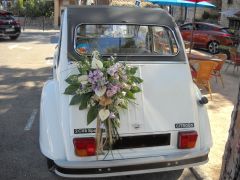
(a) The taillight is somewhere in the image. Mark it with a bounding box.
[73,138,96,157]
[178,131,198,149]
[222,33,231,37]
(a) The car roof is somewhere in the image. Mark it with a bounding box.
[181,22,225,29]
[194,22,225,29]
[67,6,176,27]
[66,6,185,62]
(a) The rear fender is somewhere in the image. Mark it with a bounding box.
[39,80,65,160]
[193,83,213,149]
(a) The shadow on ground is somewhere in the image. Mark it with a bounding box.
[0,66,52,179]
[0,31,59,45]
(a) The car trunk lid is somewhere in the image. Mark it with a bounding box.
[61,62,199,160]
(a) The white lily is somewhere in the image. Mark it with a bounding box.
[122,83,131,90]
[99,109,110,121]
[92,50,100,59]
[91,59,103,69]
[95,86,106,97]
[78,75,88,85]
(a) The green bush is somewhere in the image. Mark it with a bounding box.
[10,0,25,16]
[202,11,210,20]
[11,0,54,17]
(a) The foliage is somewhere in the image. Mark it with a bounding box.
[10,0,53,17]
[199,10,219,24]
[11,0,25,16]
[202,11,210,20]
[65,51,143,151]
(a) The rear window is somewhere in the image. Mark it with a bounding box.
[74,24,178,56]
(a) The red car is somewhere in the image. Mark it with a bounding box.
[180,22,234,54]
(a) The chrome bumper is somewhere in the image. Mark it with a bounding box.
[53,149,209,178]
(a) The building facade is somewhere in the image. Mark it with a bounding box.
[220,0,240,30]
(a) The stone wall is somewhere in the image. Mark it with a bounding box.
[220,0,240,27]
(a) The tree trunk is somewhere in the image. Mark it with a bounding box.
[220,83,240,180]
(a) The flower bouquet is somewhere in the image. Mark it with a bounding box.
[64,51,143,157]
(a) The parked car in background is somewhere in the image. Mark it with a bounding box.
[40,6,212,178]
[0,10,21,40]
[180,22,234,54]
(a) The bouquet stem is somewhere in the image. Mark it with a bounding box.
[95,115,103,159]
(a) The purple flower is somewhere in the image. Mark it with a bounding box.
[88,70,104,84]
[88,69,108,94]
[106,90,114,97]
[109,112,116,119]
[107,63,121,77]
[106,84,121,97]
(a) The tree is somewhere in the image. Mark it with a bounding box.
[11,0,53,18]
[220,83,240,180]
[10,0,25,16]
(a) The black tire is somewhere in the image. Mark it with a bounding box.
[9,35,19,40]
[46,158,55,172]
[208,41,219,54]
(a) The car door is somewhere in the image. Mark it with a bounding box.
[180,23,193,42]
[194,24,210,48]
[180,23,201,47]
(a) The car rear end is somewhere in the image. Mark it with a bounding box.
[0,11,21,39]
[40,7,212,178]
[54,73,211,178]
[216,29,234,46]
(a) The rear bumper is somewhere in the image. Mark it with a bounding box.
[0,27,21,37]
[53,149,209,178]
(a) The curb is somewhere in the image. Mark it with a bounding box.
[190,167,212,180]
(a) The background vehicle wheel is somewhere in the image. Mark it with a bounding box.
[208,41,219,54]
[46,158,55,172]
[9,35,19,40]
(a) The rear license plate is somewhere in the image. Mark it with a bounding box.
[5,28,15,32]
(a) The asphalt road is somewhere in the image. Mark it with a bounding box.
[0,30,196,180]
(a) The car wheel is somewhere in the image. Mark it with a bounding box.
[46,158,55,172]
[208,41,219,54]
[9,35,19,40]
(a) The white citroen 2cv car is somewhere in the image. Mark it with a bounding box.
[40,6,212,178]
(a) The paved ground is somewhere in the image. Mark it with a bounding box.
[0,29,197,180]
[190,50,240,180]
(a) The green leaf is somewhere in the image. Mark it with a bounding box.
[103,60,111,68]
[87,105,99,125]
[115,111,120,119]
[79,93,92,110]
[130,67,138,75]
[131,76,143,84]
[125,91,135,100]
[64,85,79,95]
[118,103,128,109]
[65,75,79,85]
[131,86,141,93]
[70,94,82,105]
